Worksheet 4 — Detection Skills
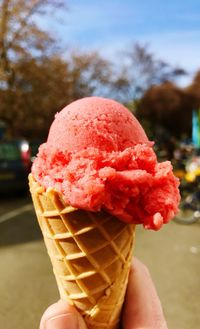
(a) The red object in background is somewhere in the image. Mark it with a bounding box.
[20,141,31,171]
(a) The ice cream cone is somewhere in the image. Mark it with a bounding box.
[29,174,135,329]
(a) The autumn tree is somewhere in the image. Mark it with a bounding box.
[0,0,66,88]
[139,82,184,134]
[0,1,190,141]
[65,51,113,102]
[139,71,200,144]
[0,1,117,138]
[0,50,113,138]
[0,0,69,137]
[185,71,200,110]
[138,78,200,156]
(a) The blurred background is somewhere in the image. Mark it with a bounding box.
[0,1,200,328]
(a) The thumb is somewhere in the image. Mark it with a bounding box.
[40,299,88,329]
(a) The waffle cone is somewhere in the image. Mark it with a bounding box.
[29,174,135,329]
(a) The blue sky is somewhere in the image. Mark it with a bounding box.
[48,0,200,84]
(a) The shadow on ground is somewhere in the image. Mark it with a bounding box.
[0,210,42,246]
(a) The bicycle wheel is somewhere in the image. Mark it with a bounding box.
[174,202,198,224]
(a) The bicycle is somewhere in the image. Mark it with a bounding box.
[174,155,200,224]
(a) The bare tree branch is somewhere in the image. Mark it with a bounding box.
[7,0,47,48]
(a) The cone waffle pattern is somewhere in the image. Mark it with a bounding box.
[29,174,135,329]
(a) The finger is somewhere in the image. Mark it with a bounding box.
[122,258,168,329]
[40,299,88,329]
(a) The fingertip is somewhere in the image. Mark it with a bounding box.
[130,257,151,277]
[39,299,77,329]
[123,258,167,329]
[40,299,88,329]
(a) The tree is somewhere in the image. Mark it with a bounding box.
[0,50,113,138]
[65,51,113,102]
[0,0,68,137]
[0,2,191,141]
[186,71,200,110]
[0,0,66,89]
[138,71,200,142]
[0,1,117,139]
[113,43,186,102]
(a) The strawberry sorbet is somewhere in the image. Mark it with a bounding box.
[32,97,180,230]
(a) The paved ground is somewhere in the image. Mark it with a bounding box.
[0,193,200,329]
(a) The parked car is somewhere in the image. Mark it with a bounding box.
[0,139,31,192]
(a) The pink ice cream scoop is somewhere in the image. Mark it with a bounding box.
[32,97,180,230]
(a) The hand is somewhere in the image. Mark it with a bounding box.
[40,300,87,329]
[122,258,168,329]
[40,259,167,329]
